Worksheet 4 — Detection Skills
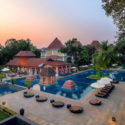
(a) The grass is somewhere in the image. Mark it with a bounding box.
[0,111,9,121]
[88,75,109,80]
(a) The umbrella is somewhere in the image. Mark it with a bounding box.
[1,67,10,72]
[85,65,89,67]
[99,77,112,85]
[100,77,112,82]
[90,64,93,66]
[80,65,88,68]
[112,64,118,66]
[71,67,77,69]
[80,65,86,67]
[91,82,105,88]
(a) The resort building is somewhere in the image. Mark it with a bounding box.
[40,37,83,61]
[87,40,101,50]
[40,38,101,63]
[5,51,71,76]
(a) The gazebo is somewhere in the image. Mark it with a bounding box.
[40,65,56,85]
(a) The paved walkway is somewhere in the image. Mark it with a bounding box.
[0,81,125,125]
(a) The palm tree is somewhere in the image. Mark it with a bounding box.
[92,40,117,76]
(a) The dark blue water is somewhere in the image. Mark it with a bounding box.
[0,87,19,96]
[5,70,125,100]
[121,67,125,69]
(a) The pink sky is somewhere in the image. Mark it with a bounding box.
[0,0,118,48]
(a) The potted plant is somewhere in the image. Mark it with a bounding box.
[0,74,3,81]
[10,77,16,85]
[25,79,33,89]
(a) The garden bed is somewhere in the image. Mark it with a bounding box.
[87,75,109,80]
[0,105,16,121]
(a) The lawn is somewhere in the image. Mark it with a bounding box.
[88,75,109,80]
[0,111,9,121]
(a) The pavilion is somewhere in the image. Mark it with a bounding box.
[6,51,71,76]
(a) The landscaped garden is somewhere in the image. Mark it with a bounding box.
[0,105,16,122]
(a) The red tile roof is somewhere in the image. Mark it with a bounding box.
[6,58,71,67]
[91,41,101,50]
[73,41,83,47]
[47,37,65,50]
[15,51,36,57]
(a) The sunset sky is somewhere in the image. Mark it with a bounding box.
[0,0,118,48]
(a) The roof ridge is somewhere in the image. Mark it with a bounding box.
[47,37,64,49]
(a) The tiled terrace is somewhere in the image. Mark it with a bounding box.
[0,81,125,125]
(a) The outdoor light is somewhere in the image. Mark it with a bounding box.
[2,102,6,105]
[112,117,116,122]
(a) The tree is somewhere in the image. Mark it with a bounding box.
[82,45,96,62]
[0,38,40,62]
[25,79,33,89]
[58,38,78,61]
[0,44,3,50]
[114,38,125,65]
[92,40,117,76]
[5,38,17,47]
[102,0,125,39]
[58,38,96,68]
[10,77,16,84]
[77,47,90,67]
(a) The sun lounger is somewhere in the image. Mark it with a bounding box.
[95,93,107,98]
[110,80,119,84]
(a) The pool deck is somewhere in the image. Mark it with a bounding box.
[0,81,125,125]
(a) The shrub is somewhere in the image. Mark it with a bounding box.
[0,106,16,116]
[71,64,78,68]
[10,77,16,84]
[25,78,33,88]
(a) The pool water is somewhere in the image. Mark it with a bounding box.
[121,67,125,69]
[5,70,125,100]
[0,87,19,97]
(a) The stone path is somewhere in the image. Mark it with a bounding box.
[0,82,125,125]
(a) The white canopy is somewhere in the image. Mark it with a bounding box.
[112,64,118,66]
[85,65,89,67]
[1,67,10,72]
[80,65,85,67]
[90,82,105,88]
[90,64,93,66]
[98,77,112,85]
[71,67,77,69]
[80,65,88,68]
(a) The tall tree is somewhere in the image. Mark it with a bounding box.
[77,47,90,67]
[92,40,117,76]
[114,38,125,65]
[58,38,78,60]
[0,39,40,62]
[5,38,17,47]
[58,38,95,68]
[102,0,125,39]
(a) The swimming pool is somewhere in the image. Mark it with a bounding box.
[0,87,19,97]
[5,70,125,100]
[121,67,125,69]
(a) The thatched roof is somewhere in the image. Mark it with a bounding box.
[40,65,56,76]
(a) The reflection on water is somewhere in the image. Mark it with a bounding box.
[5,70,125,100]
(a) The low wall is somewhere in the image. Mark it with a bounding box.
[0,83,25,91]
[0,114,39,125]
